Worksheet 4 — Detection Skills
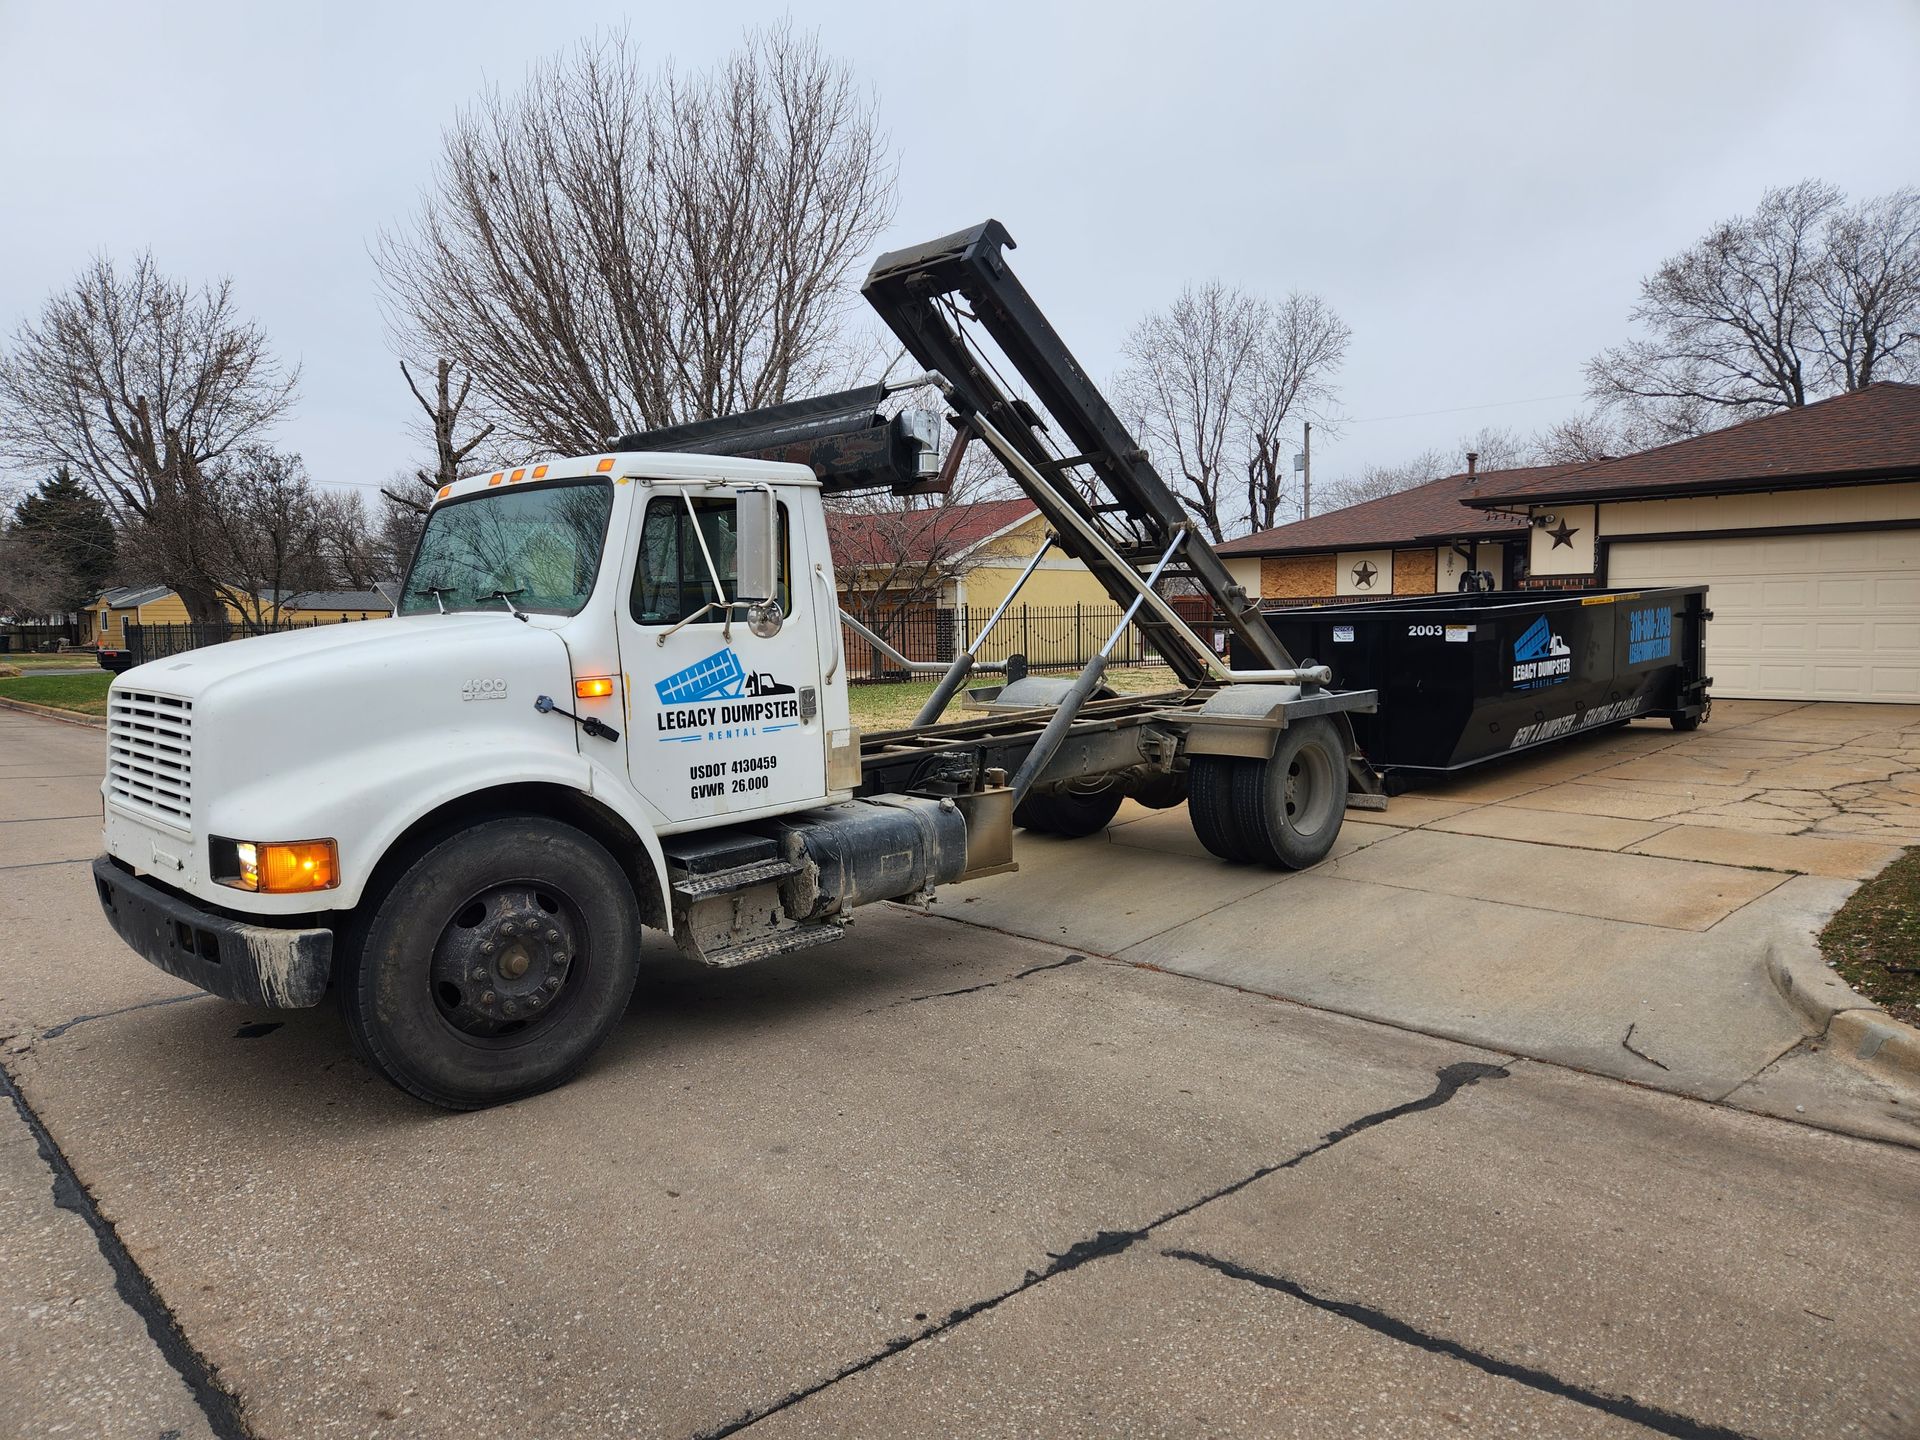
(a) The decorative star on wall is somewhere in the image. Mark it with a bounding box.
[1352,559,1379,588]
[1548,518,1580,549]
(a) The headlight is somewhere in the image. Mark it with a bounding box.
[211,837,339,893]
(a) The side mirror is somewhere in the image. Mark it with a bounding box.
[734,487,779,603]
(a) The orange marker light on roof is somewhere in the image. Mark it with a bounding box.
[531,464,548,478]
[574,676,615,699]
[490,472,504,484]
[487,474,504,486]
[511,468,526,482]
[437,485,451,499]
[595,457,615,473]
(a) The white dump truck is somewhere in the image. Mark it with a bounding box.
[92,223,1380,1107]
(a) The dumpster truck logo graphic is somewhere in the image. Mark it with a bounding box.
[654,648,800,743]
[1511,615,1572,689]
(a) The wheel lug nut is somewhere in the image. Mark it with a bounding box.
[527,994,543,1008]
[545,928,560,942]
[480,991,495,1008]
[480,941,496,956]
[471,966,487,980]
[503,1000,518,1016]
[544,975,562,989]
[501,921,517,937]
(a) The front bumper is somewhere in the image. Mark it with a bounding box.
[91,856,333,1008]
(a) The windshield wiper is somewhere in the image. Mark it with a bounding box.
[420,585,454,615]
[484,588,530,622]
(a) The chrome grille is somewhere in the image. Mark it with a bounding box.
[107,689,193,828]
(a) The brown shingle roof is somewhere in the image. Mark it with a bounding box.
[826,498,1036,568]
[1464,382,1920,507]
[1214,466,1577,558]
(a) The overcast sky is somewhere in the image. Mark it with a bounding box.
[3,0,1916,524]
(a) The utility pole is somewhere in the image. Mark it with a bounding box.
[1297,421,1313,519]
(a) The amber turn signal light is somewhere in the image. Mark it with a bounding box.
[574,676,615,699]
[212,837,339,893]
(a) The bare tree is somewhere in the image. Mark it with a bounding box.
[313,488,390,589]
[384,358,497,515]
[1240,294,1352,532]
[376,25,895,455]
[1119,282,1348,542]
[199,448,324,631]
[0,255,298,620]
[1321,448,1451,510]
[1587,181,1920,440]
[1815,186,1920,392]
[827,439,1013,639]
[1455,424,1531,472]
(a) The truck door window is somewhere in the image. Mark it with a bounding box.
[633,496,790,625]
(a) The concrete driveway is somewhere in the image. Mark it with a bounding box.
[952,698,1920,1144]
[3,703,1918,1438]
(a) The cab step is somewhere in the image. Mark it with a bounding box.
[669,857,802,902]
[697,922,847,970]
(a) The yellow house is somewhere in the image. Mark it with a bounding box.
[84,585,190,647]
[826,499,1111,614]
[84,582,397,647]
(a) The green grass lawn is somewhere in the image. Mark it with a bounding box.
[1820,848,1920,1027]
[850,664,1185,731]
[0,671,114,716]
[1,652,102,669]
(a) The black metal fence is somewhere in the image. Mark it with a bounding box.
[842,603,1206,683]
[0,622,81,654]
[126,617,376,667]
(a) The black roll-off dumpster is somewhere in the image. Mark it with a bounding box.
[1236,587,1712,775]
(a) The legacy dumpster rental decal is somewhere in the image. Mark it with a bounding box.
[654,648,800,743]
[1511,615,1572,690]
[1628,605,1673,665]
[1507,694,1648,749]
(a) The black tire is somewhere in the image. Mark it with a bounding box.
[1670,713,1703,732]
[1229,716,1348,870]
[1015,784,1124,838]
[338,816,642,1110]
[1124,772,1190,810]
[1188,755,1257,863]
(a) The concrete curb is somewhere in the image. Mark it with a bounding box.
[1765,934,1920,1085]
[0,696,108,730]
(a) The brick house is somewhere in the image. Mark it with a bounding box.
[1214,463,1588,603]
[1217,383,1920,703]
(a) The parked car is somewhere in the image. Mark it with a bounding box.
[97,647,133,673]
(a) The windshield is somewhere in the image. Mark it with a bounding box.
[400,478,614,617]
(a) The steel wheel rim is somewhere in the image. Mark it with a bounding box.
[428,880,588,1041]
[1281,740,1338,839]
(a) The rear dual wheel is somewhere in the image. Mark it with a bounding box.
[1015,783,1125,838]
[1188,716,1347,870]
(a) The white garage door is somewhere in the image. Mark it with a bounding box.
[1608,529,1920,702]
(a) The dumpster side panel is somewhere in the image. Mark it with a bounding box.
[1242,588,1709,773]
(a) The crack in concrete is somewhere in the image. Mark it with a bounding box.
[0,1059,253,1440]
[1163,1248,1759,1440]
[861,954,1087,1014]
[41,993,208,1040]
[697,1060,1509,1438]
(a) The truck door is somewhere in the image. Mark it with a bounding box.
[619,485,829,829]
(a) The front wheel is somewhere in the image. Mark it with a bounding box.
[339,816,642,1109]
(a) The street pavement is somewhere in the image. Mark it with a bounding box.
[2,705,1918,1438]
